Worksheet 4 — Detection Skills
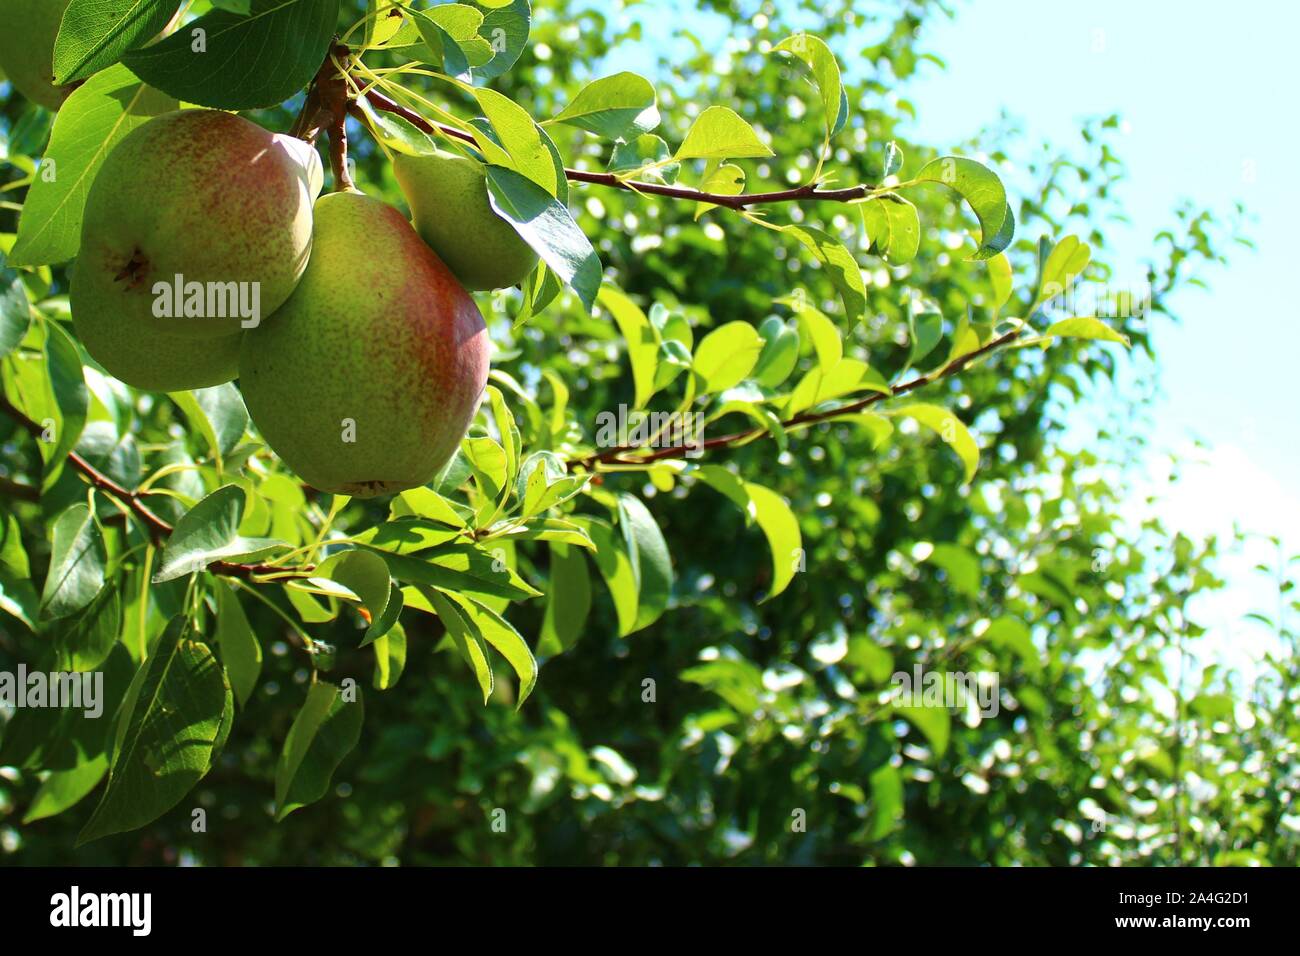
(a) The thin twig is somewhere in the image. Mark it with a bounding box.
[571,328,1022,470]
[0,396,284,578]
[361,88,876,210]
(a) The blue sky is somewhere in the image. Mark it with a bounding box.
[900,0,1299,670]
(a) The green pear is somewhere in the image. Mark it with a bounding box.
[239,190,490,498]
[392,149,539,291]
[72,109,322,343]
[0,0,70,110]
[72,258,242,391]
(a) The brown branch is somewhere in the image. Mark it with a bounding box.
[360,89,875,210]
[0,396,295,579]
[308,40,356,190]
[571,327,1023,470]
[0,474,39,502]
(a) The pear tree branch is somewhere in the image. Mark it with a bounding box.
[358,88,877,210]
[0,396,288,579]
[570,327,1024,470]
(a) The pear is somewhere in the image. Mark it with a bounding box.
[392,149,539,291]
[71,259,241,391]
[239,191,490,498]
[0,0,71,110]
[72,109,322,342]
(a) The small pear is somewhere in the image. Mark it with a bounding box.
[392,149,539,291]
[239,191,490,498]
[0,0,71,110]
[71,109,322,342]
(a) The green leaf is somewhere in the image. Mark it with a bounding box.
[0,644,134,772]
[317,548,399,646]
[551,72,659,141]
[485,165,601,311]
[424,586,493,702]
[0,513,39,630]
[778,298,842,370]
[41,502,106,621]
[617,494,672,631]
[153,485,286,582]
[882,140,904,178]
[489,517,594,550]
[692,161,744,219]
[53,583,120,671]
[214,581,261,707]
[472,87,557,193]
[6,320,90,489]
[78,619,230,844]
[597,285,659,407]
[9,64,177,266]
[274,680,364,821]
[1032,235,1091,309]
[675,106,772,161]
[124,0,339,110]
[693,320,764,393]
[425,2,484,40]
[987,253,1013,311]
[168,383,248,467]
[774,33,846,142]
[786,358,887,416]
[909,310,944,367]
[486,384,521,497]
[371,622,407,690]
[352,518,462,555]
[868,762,903,839]
[861,195,920,265]
[608,134,679,184]
[752,316,800,388]
[576,516,639,637]
[0,251,32,359]
[985,618,1038,668]
[887,404,979,484]
[1045,316,1130,346]
[23,754,109,823]
[379,545,542,602]
[779,225,867,322]
[519,453,587,517]
[538,541,591,655]
[894,704,951,756]
[695,467,802,599]
[53,0,183,84]
[409,9,472,81]
[396,487,468,529]
[913,156,1011,259]
[470,0,530,81]
[440,590,537,706]
[927,543,980,598]
[743,481,802,601]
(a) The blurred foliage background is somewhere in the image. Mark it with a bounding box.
[1,0,1295,865]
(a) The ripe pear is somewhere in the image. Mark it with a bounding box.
[0,0,70,110]
[72,109,322,343]
[71,261,242,391]
[392,149,538,291]
[239,190,490,498]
